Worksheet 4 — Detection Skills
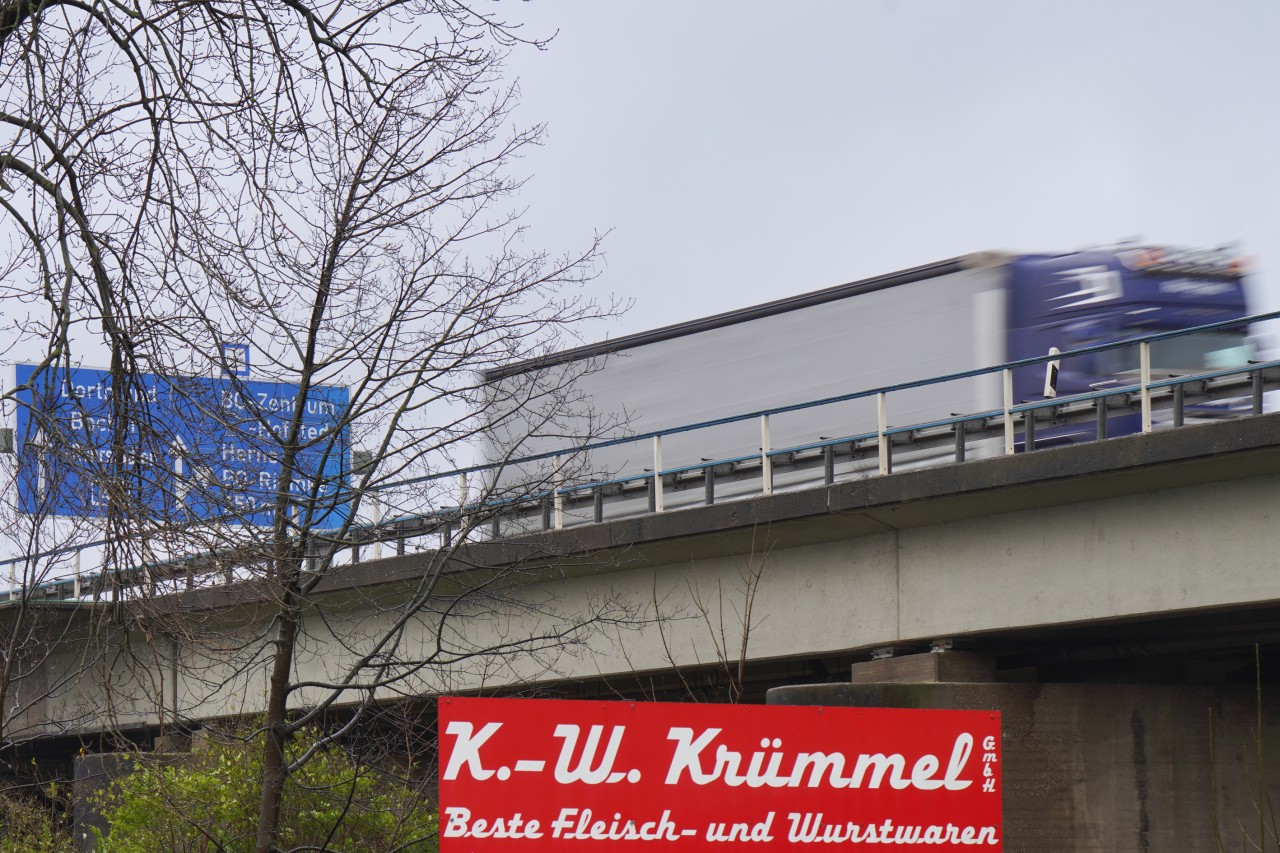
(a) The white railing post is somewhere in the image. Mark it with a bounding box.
[1140,341,1153,433]
[372,493,384,561]
[1003,368,1015,455]
[877,392,890,475]
[760,414,773,495]
[457,471,471,536]
[652,436,664,513]
[553,456,564,530]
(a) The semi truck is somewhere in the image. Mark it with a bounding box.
[482,245,1254,513]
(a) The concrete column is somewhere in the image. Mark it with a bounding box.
[72,754,136,852]
[769,679,1280,853]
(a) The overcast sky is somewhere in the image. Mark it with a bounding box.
[6,2,1277,571]
[502,1,1280,339]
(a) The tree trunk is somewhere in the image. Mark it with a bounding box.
[255,605,299,853]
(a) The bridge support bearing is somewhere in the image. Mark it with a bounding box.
[851,650,996,684]
[769,678,1280,853]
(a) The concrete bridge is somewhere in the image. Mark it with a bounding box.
[8,408,1280,726]
[9,412,1280,851]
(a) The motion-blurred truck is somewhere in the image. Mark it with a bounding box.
[482,246,1254,515]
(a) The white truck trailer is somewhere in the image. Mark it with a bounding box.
[482,246,1252,520]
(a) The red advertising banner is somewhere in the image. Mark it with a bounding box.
[438,697,1001,850]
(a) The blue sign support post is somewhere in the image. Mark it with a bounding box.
[220,343,252,378]
[13,364,351,528]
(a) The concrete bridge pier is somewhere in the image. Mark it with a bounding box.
[769,651,1280,853]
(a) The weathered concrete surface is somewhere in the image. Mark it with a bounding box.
[770,680,1280,853]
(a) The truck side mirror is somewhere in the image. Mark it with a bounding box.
[1043,347,1061,398]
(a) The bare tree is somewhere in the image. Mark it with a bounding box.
[1,2,630,849]
[636,526,773,705]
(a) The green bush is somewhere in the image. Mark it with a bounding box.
[97,731,437,852]
[0,786,71,853]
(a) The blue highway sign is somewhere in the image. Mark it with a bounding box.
[13,364,350,527]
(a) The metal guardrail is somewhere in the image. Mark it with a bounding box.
[4,310,1280,604]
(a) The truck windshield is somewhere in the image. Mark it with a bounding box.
[1108,330,1253,373]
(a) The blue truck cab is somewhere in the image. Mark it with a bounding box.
[1006,246,1252,440]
